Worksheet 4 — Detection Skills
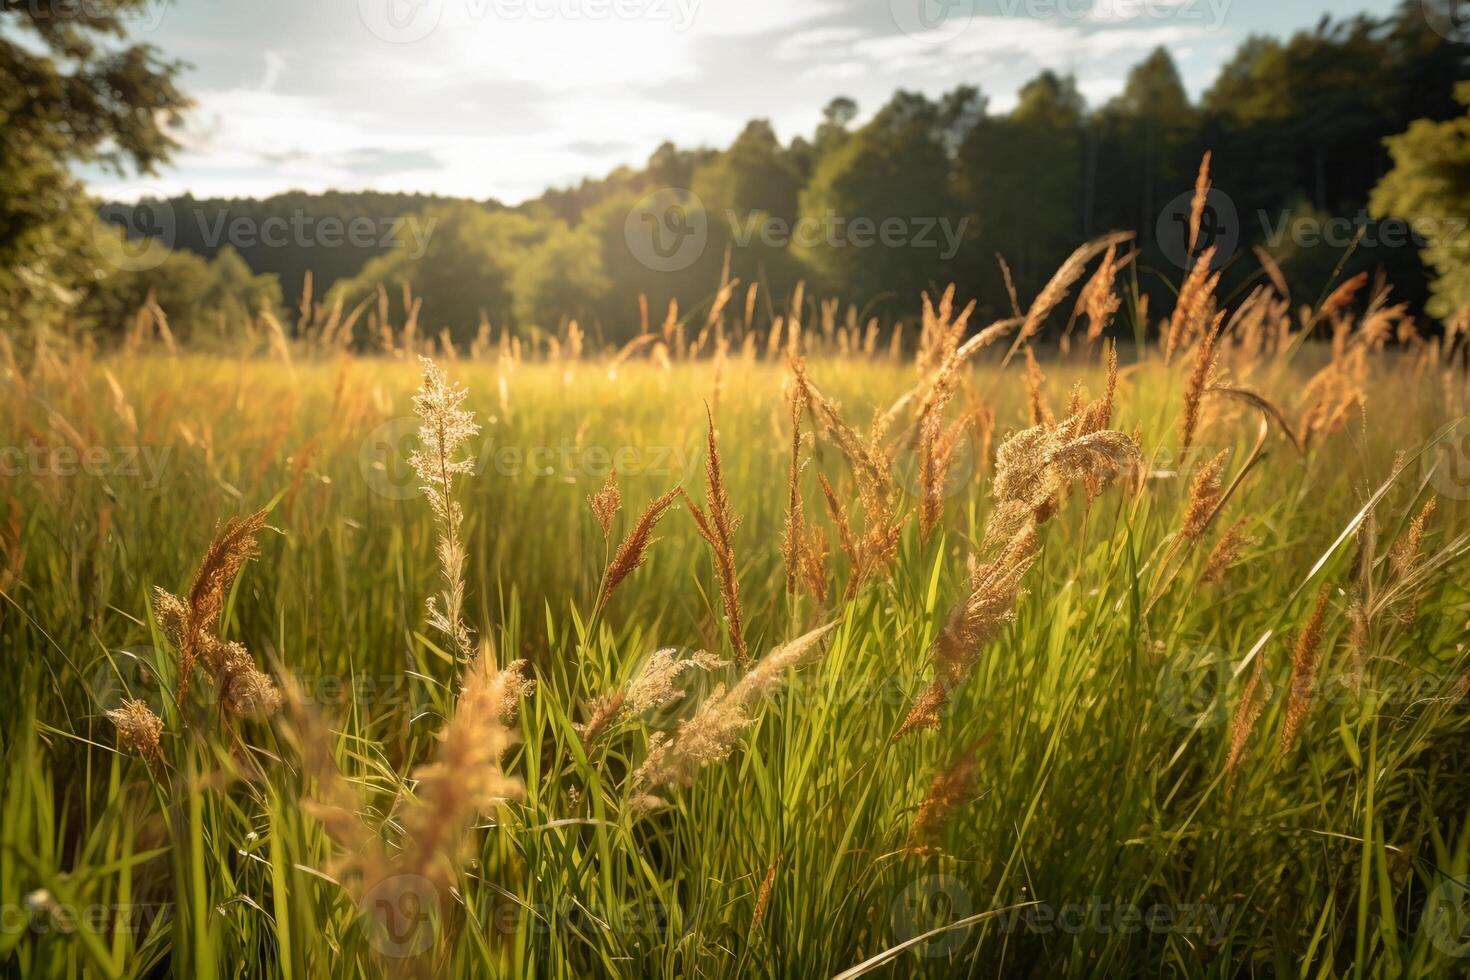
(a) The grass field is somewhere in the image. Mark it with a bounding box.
[4,265,1470,977]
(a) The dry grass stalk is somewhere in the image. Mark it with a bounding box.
[1179,311,1225,453]
[1186,151,1212,259]
[1181,450,1229,541]
[681,407,749,666]
[905,747,981,853]
[791,362,903,598]
[1253,245,1290,301]
[1023,346,1055,427]
[752,856,780,931]
[579,647,723,744]
[1225,655,1266,794]
[1297,348,1366,452]
[896,404,1140,738]
[588,467,621,538]
[1388,497,1436,624]
[781,382,808,593]
[1164,248,1220,364]
[408,357,481,662]
[634,624,835,789]
[818,473,858,568]
[156,507,271,705]
[627,648,722,716]
[399,656,530,891]
[1201,517,1255,586]
[597,487,681,612]
[577,692,626,745]
[897,525,1038,737]
[1278,585,1332,760]
[1012,232,1133,352]
[293,656,528,923]
[107,699,164,763]
[1081,244,1123,342]
[1388,497,1435,580]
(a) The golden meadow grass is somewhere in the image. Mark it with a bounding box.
[4,204,1470,976]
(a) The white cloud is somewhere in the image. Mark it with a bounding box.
[79,0,1265,203]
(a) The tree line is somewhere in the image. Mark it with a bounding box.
[5,0,1470,346]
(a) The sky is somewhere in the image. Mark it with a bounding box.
[82,0,1401,204]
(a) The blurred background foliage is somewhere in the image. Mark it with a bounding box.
[5,1,1470,346]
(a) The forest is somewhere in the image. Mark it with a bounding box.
[43,2,1469,348]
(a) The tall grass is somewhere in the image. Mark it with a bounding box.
[3,235,1470,977]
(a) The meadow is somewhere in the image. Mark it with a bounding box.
[3,233,1470,978]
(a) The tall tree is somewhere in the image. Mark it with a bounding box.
[797,90,973,307]
[956,73,1083,300]
[1371,82,1470,318]
[1,0,189,327]
[1091,49,1197,246]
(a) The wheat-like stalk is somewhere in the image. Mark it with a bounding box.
[634,623,834,789]
[682,406,749,666]
[905,747,981,853]
[598,487,681,612]
[408,356,481,662]
[1278,584,1332,760]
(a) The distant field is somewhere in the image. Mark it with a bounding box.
[3,295,1470,976]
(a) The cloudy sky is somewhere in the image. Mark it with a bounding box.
[85,0,1398,204]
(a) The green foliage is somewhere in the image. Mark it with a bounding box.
[10,0,1470,346]
[3,350,1468,976]
[797,91,968,303]
[1371,82,1470,318]
[77,238,284,345]
[330,205,542,341]
[512,224,611,331]
[0,0,189,332]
